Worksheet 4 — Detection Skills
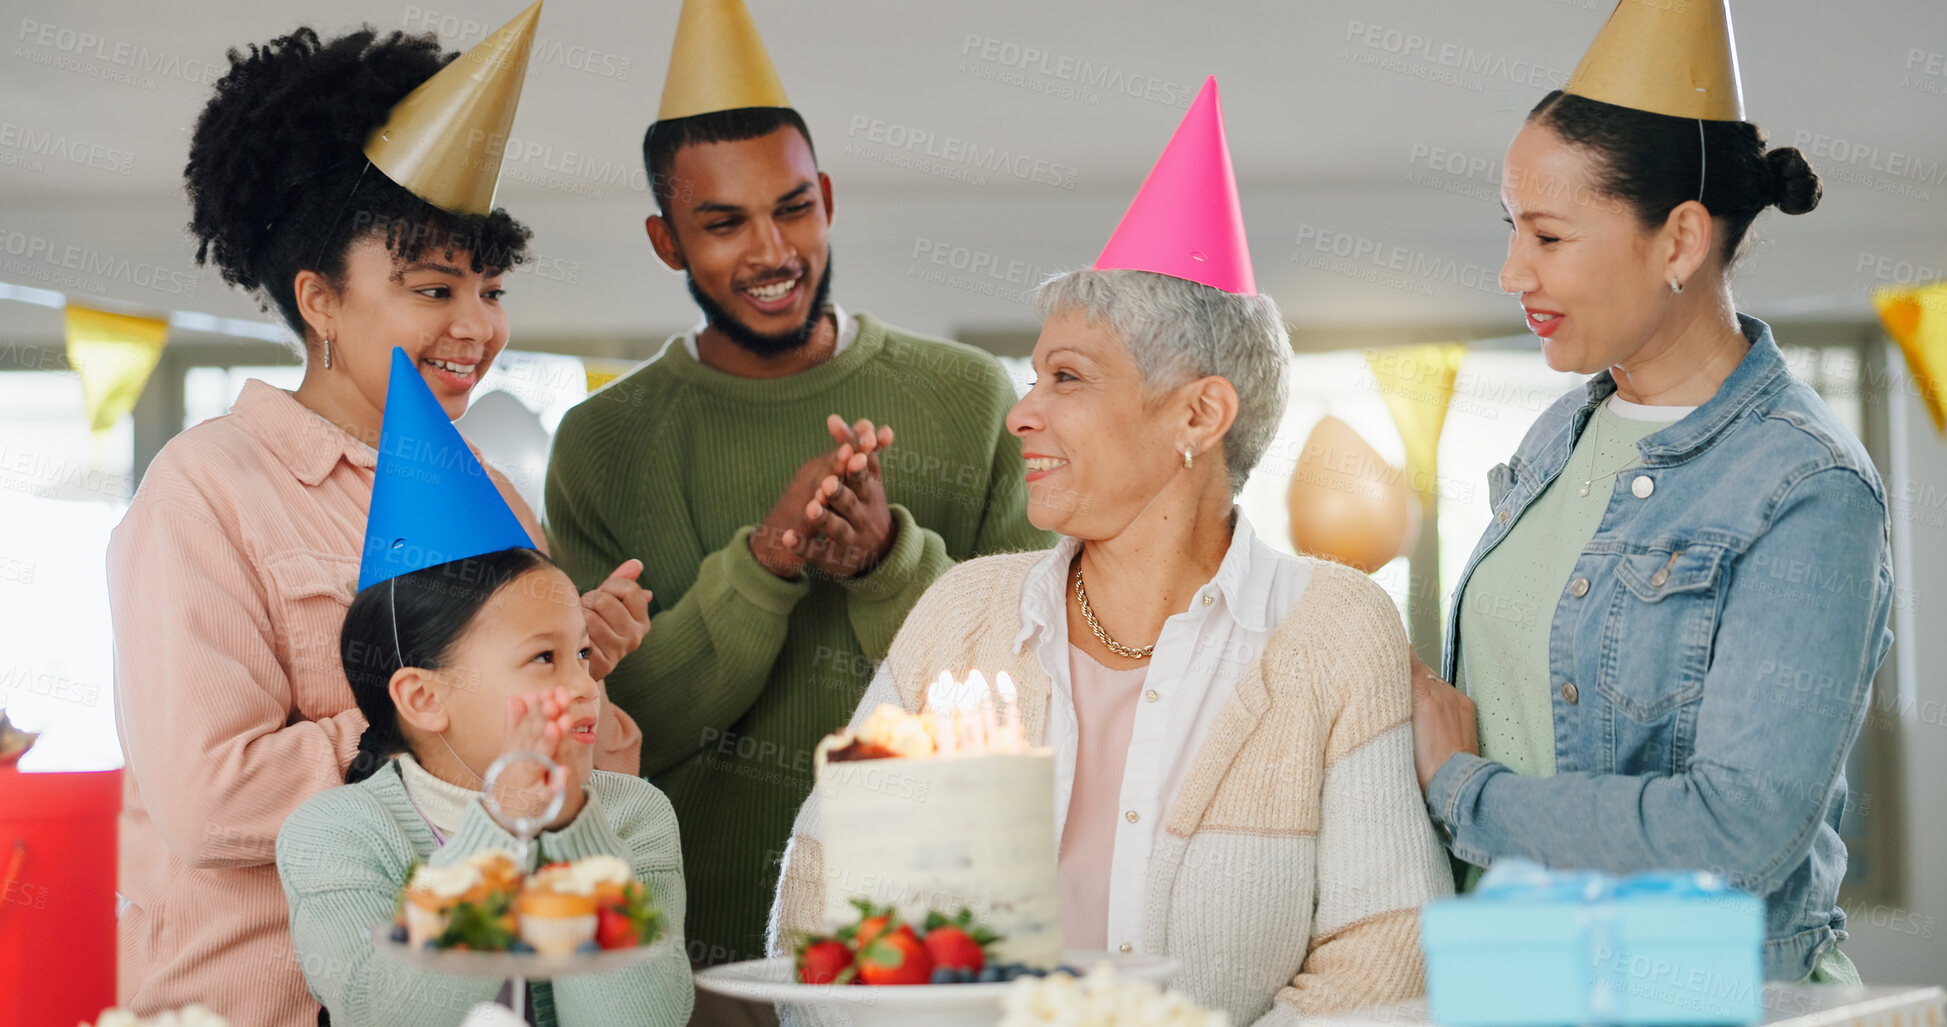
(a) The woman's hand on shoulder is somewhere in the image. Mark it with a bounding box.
[1409,650,1478,794]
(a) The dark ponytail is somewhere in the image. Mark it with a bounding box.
[340,547,555,783]
[1527,90,1822,266]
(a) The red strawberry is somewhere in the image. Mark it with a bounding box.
[857,929,933,985]
[796,937,855,986]
[922,925,985,972]
[854,914,895,950]
[596,906,639,950]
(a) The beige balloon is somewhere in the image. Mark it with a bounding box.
[1286,416,1418,574]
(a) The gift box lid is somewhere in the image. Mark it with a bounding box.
[1422,861,1762,948]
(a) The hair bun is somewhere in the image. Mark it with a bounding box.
[1764,147,1822,215]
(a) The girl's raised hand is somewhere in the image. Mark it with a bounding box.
[488,688,586,832]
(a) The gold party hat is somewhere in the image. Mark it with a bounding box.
[657,0,791,122]
[364,1,543,214]
[1565,0,1744,121]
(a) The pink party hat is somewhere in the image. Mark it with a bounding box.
[1093,77,1255,295]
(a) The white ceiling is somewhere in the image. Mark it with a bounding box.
[2,0,1943,355]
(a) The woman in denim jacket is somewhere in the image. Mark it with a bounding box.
[1410,85,1895,984]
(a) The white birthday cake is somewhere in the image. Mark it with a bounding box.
[814,671,1061,968]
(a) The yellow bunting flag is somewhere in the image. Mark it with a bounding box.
[1875,282,1947,435]
[582,358,631,394]
[1366,343,1466,499]
[65,304,168,433]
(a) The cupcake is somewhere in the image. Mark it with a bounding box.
[402,861,489,947]
[467,848,523,893]
[561,854,634,905]
[516,867,600,955]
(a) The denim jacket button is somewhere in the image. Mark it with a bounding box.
[1497,509,1511,524]
[1649,568,1670,588]
[1569,577,1590,598]
[1561,681,1579,704]
[1631,475,1655,499]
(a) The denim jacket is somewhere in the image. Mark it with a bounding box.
[1427,314,1895,981]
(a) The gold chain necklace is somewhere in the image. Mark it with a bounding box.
[1073,566,1155,660]
[1577,403,1638,497]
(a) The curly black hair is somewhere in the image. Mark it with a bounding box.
[185,27,533,342]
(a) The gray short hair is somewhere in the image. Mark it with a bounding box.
[1032,268,1290,496]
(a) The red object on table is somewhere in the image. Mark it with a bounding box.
[0,765,121,1027]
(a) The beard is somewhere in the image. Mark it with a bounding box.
[687,255,835,359]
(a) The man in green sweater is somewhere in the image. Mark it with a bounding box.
[542,0,1049,982]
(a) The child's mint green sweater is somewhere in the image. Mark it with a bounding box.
[276,764,693,1027]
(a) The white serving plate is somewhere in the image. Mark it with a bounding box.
[694,949,1180,1027]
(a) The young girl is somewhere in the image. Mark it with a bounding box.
[276,546,692,1026]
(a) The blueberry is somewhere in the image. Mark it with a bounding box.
[509,940,535,954]
[976,965,1002,983]
[1057,965,1081,976]
[576,940,602,954]
[956,968,977,985]
[388,924,408,944]
[998,964,1024,982]
[930,967,957,985]
[1023,967,1047,978]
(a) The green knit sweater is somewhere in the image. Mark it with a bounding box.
[543,311,1051,964]
[275,766,693,1027]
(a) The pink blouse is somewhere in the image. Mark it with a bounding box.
[107,380,641,1026]
[1056,644,1148,950]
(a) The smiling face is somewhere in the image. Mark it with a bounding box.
[424,565,600,786]
[1004,306,1188,537]
[314,233,510,422]
[1499,121,1676,375]
[646,126,833,353]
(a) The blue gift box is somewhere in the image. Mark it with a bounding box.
[1421,861,1764,1026]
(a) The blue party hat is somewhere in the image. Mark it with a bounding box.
[358,347,535,591]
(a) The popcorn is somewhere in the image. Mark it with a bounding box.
[999,965,1229,1027]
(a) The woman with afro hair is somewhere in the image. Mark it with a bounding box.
[105,19,649,1024]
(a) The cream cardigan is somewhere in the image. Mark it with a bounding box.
[769,551,1452,1025]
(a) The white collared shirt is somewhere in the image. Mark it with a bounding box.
[1011,509,1314,955]
[680,303,856,361]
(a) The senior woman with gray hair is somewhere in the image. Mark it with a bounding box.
[769,80,1449,1024]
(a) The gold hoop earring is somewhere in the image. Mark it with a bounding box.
[1183,446,1194,469]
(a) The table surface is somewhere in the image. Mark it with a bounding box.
[1306,984,1947,1027]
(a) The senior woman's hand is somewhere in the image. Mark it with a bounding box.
[1410,649,1479,793]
